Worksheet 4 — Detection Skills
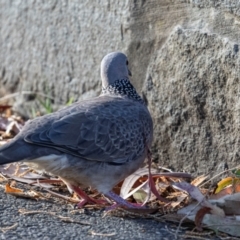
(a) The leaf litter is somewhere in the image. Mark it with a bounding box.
[1,105,240,238]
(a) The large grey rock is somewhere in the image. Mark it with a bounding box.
[1,0,240,174]
[143,27,240,175]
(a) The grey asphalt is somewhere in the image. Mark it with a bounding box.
[0,182,224,240]
[0,182,186,240]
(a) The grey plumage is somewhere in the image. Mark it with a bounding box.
[0,52,153,207]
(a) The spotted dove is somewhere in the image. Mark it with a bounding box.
[0,52,153,208]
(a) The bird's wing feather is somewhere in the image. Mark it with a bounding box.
[24,96,152,164]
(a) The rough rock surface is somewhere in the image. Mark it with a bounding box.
[0,0,131,115]
[1,0,240,174]
[143,28,240,175]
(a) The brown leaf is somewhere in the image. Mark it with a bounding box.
[0,163,46,179]
[9,176,54,188]
[191,175,208,187]
[210,186,233,199]
[0,105,12,113]
[5,183,40,199]
[169,193,188,208]
[5,183,23,194]
[195,207,211,231]
[120,167,190,200]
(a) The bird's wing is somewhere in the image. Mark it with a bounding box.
[24,97,152,164]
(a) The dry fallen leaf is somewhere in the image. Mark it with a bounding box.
[195,207,211,231]
[176,182,240,237]
[120,167,191,200]
[0,105,12,113]
[5,183,23,194]
[5,183,40,199]
[169,193,188,209]
[191,175,209,187]
[214,177,240,194]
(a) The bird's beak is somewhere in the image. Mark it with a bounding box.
[128,68,132,77]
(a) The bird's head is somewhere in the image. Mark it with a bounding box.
[101,52,132,88]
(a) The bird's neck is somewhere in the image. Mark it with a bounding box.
[101,79,145,104]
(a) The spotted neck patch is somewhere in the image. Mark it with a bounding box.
[101,79,144,104]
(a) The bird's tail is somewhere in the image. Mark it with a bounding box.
[0,139,31,165]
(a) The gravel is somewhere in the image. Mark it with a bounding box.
[0,182,223,240]
[0,183,182,240]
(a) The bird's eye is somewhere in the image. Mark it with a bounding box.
[126,60,129,65]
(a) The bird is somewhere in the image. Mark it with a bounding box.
[0,52,153,209]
